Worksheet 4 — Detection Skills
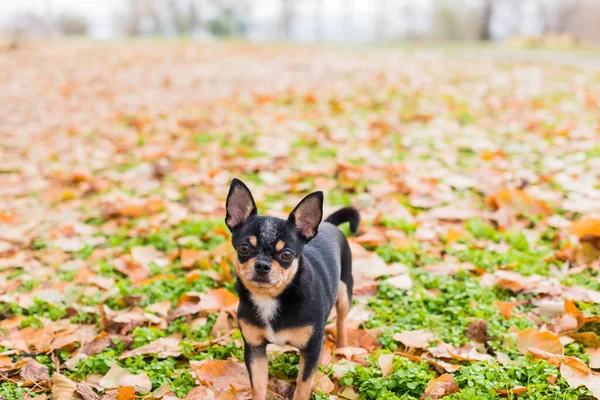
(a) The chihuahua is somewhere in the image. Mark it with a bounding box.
[225,178,359,400]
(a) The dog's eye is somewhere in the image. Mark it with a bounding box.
[238,243,251,255]
[280,249,294,261]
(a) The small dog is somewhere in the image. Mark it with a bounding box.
[225,178,359,400]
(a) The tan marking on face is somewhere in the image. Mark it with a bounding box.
[239,320,265,347]
[275,240,285,252]
[248,236,257,247]
[249,355,268,399]
[239,320,313,349]
[336,281,350,348]
[294,353,317,400]
[233,253,299,298]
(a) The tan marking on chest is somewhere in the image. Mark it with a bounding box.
[239,320,313,349]
[275,240,285,252]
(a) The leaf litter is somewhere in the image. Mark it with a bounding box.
[1,41,600,399]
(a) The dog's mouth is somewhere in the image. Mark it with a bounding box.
[251,276,272,285]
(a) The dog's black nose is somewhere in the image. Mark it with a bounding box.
[254,262,271,274]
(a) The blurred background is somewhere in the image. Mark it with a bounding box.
[0,0,597,46]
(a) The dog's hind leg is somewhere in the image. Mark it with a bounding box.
[336,240,353,348]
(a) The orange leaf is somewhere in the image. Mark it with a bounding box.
[494,386,528,397]
[517,328,563,355]
[494,301,516,319]
[117,386,136,400]
[570,218,600,239]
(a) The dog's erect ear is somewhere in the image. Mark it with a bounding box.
[288,191,323,242]
[225,178,257,231]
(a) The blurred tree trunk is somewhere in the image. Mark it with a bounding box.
[375,0,387,41]
[281,0,295,40]
[344,0,353,40]
[314,0,323,41]
[479,0,493,40]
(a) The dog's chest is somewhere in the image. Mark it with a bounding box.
[243,295,313,348]
[251,294,279,324]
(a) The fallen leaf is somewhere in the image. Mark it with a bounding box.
[20,358,50,383]
[52,373,82,400]
[117,386,136,400]
[420,374,460,399]
[560,357,600,398]
[119,335,181,359]
[312,372,334,394]
[75,382,100,400]
[184,386,215,400]
[494,386,528,397]
[99,363,152,393]
[352,253,407,278]
[393,329,435,349]
[189,359,251,398]
[383,273,413,290]
[517,328,563,356]
[377,353,394,377]
[494,301,516,319]
[486,188,552,216]
[465,320,489,344]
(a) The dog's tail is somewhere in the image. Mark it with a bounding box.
[325,207,360,235]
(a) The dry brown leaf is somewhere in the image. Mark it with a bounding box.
[383,273,413,290]
[312,372,334,394]
[560,357,600,398]
[338,386,360,400]
[180,248,210,269]
[198,288,238,313]
[486,188,552,216]
[517,328,563,356]
[119,335,181,359]
[52,373,82,400]
[494,301,516,319]
[146,301,172,317]
[351,271,378,296]
[494,386,528,397]
[210,311,235,337]
[353,226,388,246]
[171,292,203,319]
[420,373,460,400]
[422,262,475,276]
[465,320,489,344]
[570,332,600,348]
[20,358,50,383]
[99,362,152,393]
[189,359,251,398]
[336,346,368,361]
[377,353,394,377]
[393,329,435,349]
[75,382,100,400]
[345,329,380,351]
[352,252,407,278]
[184,386,215,400]
[570,218,600,239]
[586,348,600,369]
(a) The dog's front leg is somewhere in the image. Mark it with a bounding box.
[293,334,323,400]
[244,342,268,400]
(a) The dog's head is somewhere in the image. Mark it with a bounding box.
[225,178,323,296]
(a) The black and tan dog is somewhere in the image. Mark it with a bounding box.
[225,178,359,400]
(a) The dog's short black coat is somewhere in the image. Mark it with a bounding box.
[225,178,359,400]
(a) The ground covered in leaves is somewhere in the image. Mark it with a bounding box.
[2,41,600,400]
